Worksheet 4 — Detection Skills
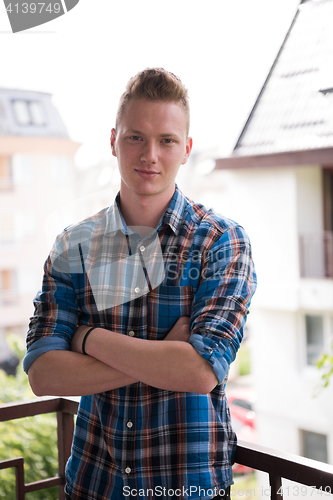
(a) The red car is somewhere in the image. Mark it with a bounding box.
[226,387,256,429]
[226,387,257,474]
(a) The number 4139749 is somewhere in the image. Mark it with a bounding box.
[276,486,332,496]
[6,3,61,14]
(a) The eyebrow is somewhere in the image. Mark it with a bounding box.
[126,129,180,139]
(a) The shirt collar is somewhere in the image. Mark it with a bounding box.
[158,185,188,235]
[104,193,130,237]
[104,185,189,237]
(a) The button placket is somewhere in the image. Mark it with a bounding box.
[123,295,143,480]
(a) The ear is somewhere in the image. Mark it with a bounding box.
[110,128,117,157]
[181,137,193,165]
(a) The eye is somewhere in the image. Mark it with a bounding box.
[162,138,174,144]
[130,136,141,141]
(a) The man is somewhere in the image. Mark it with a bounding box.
[24,68,257,500]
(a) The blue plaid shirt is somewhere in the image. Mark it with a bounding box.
[24,186,257,500]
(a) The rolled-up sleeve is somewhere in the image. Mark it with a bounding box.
[23,234,81,373]
[188,225,257,385]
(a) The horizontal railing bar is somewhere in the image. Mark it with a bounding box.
[0,456,24,470]
[236,441,333,490]
[25,476,63,493]
[0,396,79,422]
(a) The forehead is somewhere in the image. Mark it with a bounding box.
[119,99,188,136]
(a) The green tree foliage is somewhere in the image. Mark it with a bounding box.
[316,346,333,389]
[0,334,58,500]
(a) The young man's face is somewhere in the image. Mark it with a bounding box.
[110,99,192,201]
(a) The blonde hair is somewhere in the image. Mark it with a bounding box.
[115,68,190,136]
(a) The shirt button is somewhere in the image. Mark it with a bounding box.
[127,421,133,428]
[134,287,140,294]
[140,245,145,252]
[128,330,135,337]
[125,466,131,474]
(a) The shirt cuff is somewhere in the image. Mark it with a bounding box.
[23,337,70,374]
[189,333,230,385]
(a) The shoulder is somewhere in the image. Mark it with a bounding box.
[54,206,111,247]
[47,206,112,272]
[183,195,249,245]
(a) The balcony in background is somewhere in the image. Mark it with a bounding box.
[300,232,333,279]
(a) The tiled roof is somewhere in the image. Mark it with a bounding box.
[233,0,333,156]
[0,88,69,137]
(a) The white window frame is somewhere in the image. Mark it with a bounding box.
[12,99,46,127]
[299,312,333,374]
[299,428,329,464]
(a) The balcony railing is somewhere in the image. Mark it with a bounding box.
[300,231,333,278]
[1,397,333,500]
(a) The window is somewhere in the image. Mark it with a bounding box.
[11,100,46,127]
[304,313,333,368]
[29,101,46,126]
[305,315,324,365]
[300,430,328,463]
[12,100,30,125]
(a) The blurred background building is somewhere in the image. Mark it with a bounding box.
[0,88,80,372]
[202,0,333,495]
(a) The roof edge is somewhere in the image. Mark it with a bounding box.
[233,5,301,152]
[0,87,52,96]
[215,147,333,170]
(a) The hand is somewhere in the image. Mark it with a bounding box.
[71,325,93,354]
[164,316,191,343]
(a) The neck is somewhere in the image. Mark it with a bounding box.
[119,183,176,229]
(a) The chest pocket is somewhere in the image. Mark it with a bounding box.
[147,285,193,340]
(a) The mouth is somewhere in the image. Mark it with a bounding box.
[135,169,160,178]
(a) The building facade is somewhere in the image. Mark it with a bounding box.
[0,88,80,370]
[204,0,333,496]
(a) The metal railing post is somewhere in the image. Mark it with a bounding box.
[269,474,283,500]
[57,407,75,500]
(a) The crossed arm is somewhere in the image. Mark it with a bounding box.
[28,317,218,397]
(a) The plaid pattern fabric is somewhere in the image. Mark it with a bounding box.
[25,186,257,500]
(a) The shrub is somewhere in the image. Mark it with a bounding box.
[0,334,58,500]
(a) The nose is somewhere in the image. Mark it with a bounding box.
[140,141,158,164]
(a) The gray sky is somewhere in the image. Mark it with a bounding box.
[1,0,300,167]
